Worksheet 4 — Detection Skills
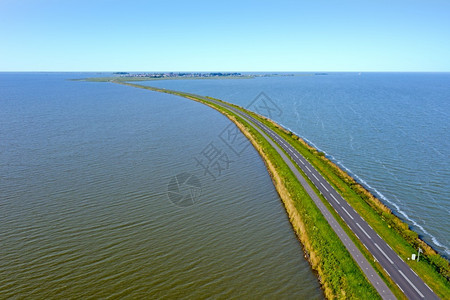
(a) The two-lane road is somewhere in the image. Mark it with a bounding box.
[200,96,439,300]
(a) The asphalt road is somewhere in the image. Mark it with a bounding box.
[200,97,439,300]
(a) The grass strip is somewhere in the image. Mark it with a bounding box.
[109,81,384,298]
[84,78,449,298]
[223,101,450,299]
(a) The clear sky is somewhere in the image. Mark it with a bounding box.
[1,0,449,72]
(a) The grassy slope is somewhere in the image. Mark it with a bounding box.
[84,78,449,298]
[225,104,450,299]
[253,114,450,297]
[115,81,381,299]
[210,95,449,298]
[197,98,381,299]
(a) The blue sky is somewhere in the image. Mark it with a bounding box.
[1,0,449,72]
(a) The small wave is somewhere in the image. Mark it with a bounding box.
[332,157,449,256]
[280,123,450,256]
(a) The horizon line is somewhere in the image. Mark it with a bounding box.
[1,70,450,73]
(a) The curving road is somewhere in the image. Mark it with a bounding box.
[121,82,439,299]
[197,95,439,300]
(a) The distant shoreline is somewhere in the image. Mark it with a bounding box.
[75,72,321,83]
[81,77,450,299]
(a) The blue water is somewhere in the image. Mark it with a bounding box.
[143,73,450,257]
[0,73,322,298]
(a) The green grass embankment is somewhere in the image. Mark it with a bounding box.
[111,82,382,298]
[86,79,449,298]
[219,101,450,299]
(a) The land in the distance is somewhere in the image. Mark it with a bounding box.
[115,72,247,78]
[81,72,324,82]
[81,76,449,299]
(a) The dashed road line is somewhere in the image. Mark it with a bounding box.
[342,206,354,220]
[375,243,394,264]
[330,194,341,204]
[221,104,430,300]
[320,182,329,191]
[398,269,424,298]
[356,222,372,239]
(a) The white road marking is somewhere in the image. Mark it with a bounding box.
[424,282,433,292]
[396,283,405,293]
[320,182,329,191]
[375,243,393,264]
[342,206,354,220]
[330,194,340,204]
[232,110,430,299]
[356,222,371,239]
[398,269,424,298]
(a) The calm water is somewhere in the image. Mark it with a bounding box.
[0,73,323,298]
[144,73,450,257]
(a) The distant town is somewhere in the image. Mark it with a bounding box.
[113,72,248,78]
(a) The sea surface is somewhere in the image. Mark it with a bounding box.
[0,73,323,298]
[143,73,450,257]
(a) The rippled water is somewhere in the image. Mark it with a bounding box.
[0,73,323,298]
[143,73,450,257]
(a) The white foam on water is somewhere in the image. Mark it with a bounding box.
[282,124,450,256]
